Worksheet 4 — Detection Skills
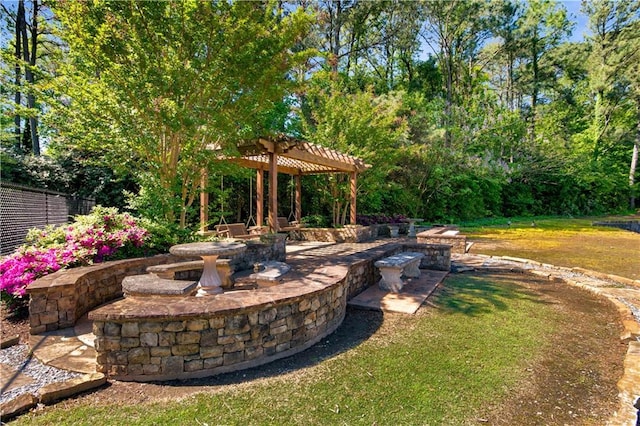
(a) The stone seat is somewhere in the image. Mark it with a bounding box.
[252,261,291,287]
[147,259,235,288]
[122,274,198,297]
[234,261,291,288]
[374,251,425,292]
[147,260,204,279]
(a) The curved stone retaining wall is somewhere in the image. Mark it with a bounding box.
[89,265,349,381]
[27,237,450,382]
[26,255,178,334]
[87,241,451,381]
[26,235,286,334]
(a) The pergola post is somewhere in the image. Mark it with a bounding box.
[200,168,208,234]
[350,172,357,225]
[268,151,278,232]
[256,169,264,228]
[295,174,302,224]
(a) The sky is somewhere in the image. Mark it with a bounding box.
[562,0,591,42]
[418,0,592,59]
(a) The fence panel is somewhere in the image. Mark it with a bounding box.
[0,183,95,256]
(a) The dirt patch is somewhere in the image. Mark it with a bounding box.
[1,304,29,345]
[5,271,627,426]
[473,272,627,425]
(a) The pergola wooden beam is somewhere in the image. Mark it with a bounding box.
[231,157,301,176]
[283,147,359,173]
[256,169,264,228]
[268,151,278,232]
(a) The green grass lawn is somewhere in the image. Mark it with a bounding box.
[19,274,565,425]
[462,215,640,280]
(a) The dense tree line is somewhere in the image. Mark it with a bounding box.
[1,0,638,229]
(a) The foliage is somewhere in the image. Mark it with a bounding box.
[0,206,148,305]
[2,0,637,229]
[356,214,407,225]
[49,0,312,227]
[0,146,136,208]
[300,214,331,228]
[301,72,408,225]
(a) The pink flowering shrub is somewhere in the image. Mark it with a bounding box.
[0,207,148,304]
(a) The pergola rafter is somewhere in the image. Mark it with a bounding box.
[201,135,370,233]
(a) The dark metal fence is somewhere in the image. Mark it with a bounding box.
[0,183,95,256]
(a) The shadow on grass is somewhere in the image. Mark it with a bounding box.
[142,306,383,389]
[435,273,555,317]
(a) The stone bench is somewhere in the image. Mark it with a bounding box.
[251,261,291,287]
[147,259,235,288]
[374,251,425,292]
[416,227,468,254]
[122,274,198,297]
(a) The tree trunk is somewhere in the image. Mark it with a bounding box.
[444,47,453,147]
[592,88,606,161]
[507,49,514,112]
[14,0,24,150]
[28,0,39,155]
[530,33,538,144]
[330,0,341,75]
[19,0,39,155]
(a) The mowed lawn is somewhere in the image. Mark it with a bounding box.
[464,215,640,280]
[16,216,635,425]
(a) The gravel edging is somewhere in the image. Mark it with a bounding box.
[0,344,83,405]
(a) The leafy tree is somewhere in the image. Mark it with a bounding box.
[583,0,639,208]
[301,72,408,225]
[584,0,638,159]
[420,0,490,146]
[50,0,311,228]
[516,0,572,143]
[1,0,58,155]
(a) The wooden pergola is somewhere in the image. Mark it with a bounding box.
[201,135,370,233]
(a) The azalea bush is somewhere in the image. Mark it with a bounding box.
[0,207,148,308]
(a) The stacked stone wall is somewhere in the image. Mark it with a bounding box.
[92,279,347,381]
[416,234,467,255]
[30,238,451,381]
[26,237,286,334]
[345,259,377,300]
[593,220,640,234]
[402,243,451,271]
[27,256,176,334]
[295,226,374,243]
